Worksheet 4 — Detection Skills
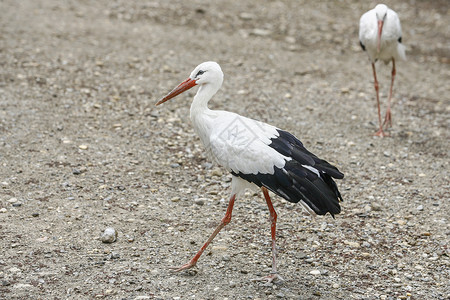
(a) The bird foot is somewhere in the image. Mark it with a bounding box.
[373,128,389,137]
[383,109,392,129]
[169,260,197,273]
[251,273,284,284]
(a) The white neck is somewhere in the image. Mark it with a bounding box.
[189,83,220,120]
[189,82,222,150]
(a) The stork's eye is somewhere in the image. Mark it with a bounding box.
[195,70,205,77]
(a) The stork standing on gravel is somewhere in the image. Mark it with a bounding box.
[359,4,406,137]
[155,61,344,282]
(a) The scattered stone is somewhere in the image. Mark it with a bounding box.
[396,219,407,225]
[0,208,7,213]
[31,212,39,217]
[8,197,18,203]
[78,144,88,150]
[194,199,204,206]
[210,168,222,177]
[340,87,350,94]
[1,280,10,286]
[250,29,272,37]
[9,267,21,273]
[212,245,228,251]
[239,12,255,20]
[101,227,118,243]
[171,196,180,202]
[310,270,321,275]
[343,240,360,248]
[285,36,296,44]
[416,205,424,211]
[305,258,314,264]
[13,283,34,290]
[370,202,382,211]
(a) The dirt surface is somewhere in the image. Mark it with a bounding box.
[0,0,449,299]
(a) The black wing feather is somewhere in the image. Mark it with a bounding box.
[360,40,366,51]
[232,129,344,217]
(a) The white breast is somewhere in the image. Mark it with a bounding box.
[193,110,289,175]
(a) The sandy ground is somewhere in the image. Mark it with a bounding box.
[0,0,449,299]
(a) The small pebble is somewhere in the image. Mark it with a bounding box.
[78,144,88,150]
[310,270,321,275]
[8,197,18,203]
[1,280,10,286]
[194,199,204,206]
[416,205,424,211]
[101,227,118,243]
[250,29,272,36]
[0,208,7,213]
[344,240,360,248]
[31,212,39,217]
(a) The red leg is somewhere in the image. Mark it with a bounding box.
[383,58,395,129]
[372,63,388,137]
[252,187,283,283]
[170,194,236,272]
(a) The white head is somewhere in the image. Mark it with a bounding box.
[374,4,388,21]
[189,61,223,87]
[156,61,224,106]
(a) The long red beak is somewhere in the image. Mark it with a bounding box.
[377,20,384,53]
[155,78,197,106]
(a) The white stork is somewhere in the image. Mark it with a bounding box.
[359,4,406,137]
[155,61,344,282]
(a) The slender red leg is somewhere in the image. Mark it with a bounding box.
[252,187,283,283]
[383,58,396,129]
[372,63,388,137]
[170,194,236,272]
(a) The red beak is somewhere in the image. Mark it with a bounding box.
[377,20,384,53]
[155,78,197,106]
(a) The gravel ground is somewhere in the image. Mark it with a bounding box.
[0,0,449,299]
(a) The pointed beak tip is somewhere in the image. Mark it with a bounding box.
[154,78,197,108]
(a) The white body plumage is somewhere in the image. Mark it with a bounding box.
[359,4,406,63]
